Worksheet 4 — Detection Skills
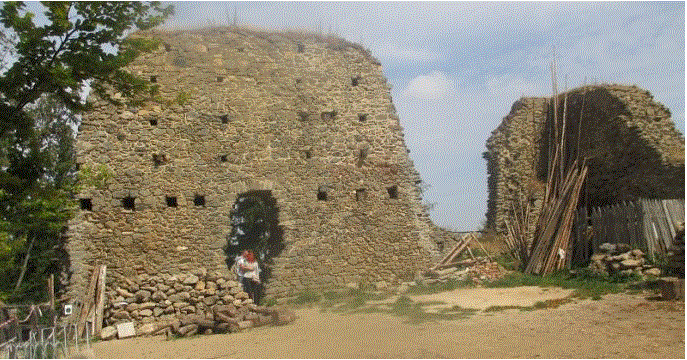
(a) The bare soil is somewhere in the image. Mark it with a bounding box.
[92,287,684,358]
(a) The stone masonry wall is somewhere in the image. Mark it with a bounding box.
[67,27,437,304]
[484,97,548,235]
[485,84,685,235]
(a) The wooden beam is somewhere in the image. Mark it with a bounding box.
[95,265,107,337]
[78,265,100,337]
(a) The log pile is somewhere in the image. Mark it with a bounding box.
[587,243,661,278]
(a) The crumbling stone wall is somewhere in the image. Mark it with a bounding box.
[486,84,685,235]
[67,27,437,304]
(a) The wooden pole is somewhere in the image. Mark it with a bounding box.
[95,265,107,337]
[78,265,100,337]
[48,274,55,327]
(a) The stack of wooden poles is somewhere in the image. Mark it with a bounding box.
[507,62,589,275]
[77,265,107,338]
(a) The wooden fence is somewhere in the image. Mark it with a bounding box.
[571,198,684,265]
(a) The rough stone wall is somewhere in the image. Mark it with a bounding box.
[67,27,437,302]
[485,84,685,235]
[484,97,548,235]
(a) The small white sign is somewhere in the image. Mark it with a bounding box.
[63,304,72,316]
[116,322,136,339]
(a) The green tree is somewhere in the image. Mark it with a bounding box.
[0,1,173,301]
[225,191,284,282]
[0,94,78,300]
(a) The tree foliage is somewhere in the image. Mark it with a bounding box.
[225,191,284,282]
[0,1,172,301]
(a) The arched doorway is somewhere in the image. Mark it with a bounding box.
[224,190,284,287]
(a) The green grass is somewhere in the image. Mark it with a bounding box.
[484,269,634,299]
[483,305,532,312]
[405,278,475,295]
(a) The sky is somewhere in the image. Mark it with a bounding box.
[158,1,685,231]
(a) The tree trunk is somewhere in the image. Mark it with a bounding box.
[13,235,36,294]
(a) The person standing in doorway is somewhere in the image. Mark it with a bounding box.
[236,250,261,304]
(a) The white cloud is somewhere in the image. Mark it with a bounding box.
[161,2,683,230]
[401,71,452,100]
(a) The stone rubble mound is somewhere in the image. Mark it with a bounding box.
[100,269,294,339]
[588,243,661,279]
[420,257,508,284]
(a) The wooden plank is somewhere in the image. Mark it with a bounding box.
[47,274,55,327]
[78,266,100,337]
[438,237,466,264]
[662,200,677,241]
[525,166,580,274]
[430,235,469,270]
[640,199,655,260]
[472,234,493,262]
[95,265,107,337]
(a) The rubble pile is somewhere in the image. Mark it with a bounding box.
[588,243,661,279]
[100,269,294,339]
[421,257,508,284]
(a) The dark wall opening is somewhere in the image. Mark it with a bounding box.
[224,190,284,292]
[79,198,92,211]
[166,196,178,208]
[122,197,135,210]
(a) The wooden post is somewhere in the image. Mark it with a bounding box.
[78,266,100,337]
[47,274,55,327]
[95,265,107,337]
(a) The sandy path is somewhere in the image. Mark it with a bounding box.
[93,288,684,358]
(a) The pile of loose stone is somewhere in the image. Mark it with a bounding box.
[100,269,294,340]
[588,243,661,278]
[420,257,508,284]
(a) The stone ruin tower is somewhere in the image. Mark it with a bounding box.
[66,27,437,302]
[484,84,685,235]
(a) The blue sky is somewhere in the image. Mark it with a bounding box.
[161,1,685,231]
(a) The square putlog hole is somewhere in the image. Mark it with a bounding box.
[166,196,178,208]
[387,185,398,199]
[317,187,328,201]
[358,114,368,122]
[79,198,92,211]
[194,195,206,207]
[221,114,230,124]
[149,118,158,126]
[355,188,367,202]
[122,197,135,210]
[216,76,224,83]
[150,75,157,83]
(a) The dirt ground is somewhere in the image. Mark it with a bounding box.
[92,287,684,358]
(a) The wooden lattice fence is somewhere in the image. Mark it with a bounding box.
[572,198,684,264]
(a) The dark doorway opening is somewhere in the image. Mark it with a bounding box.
[224,190,284,302]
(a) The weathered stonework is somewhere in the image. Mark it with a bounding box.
[485,84,685,235]
[67,27,437,304]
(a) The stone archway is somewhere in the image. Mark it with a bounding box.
[224,190,284,285]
